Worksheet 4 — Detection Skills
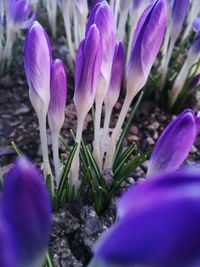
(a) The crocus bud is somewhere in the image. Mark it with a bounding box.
[147,109,200,177]
[193,17,200,33]
[24,21,51,117]
[127,0,166,98]
[93,168,200,267]
[48,59,67,133]
[104,42,125,110]
[75,0,88,25]
[7,0,35,29]
[1,158,52,267]
[74,24,102,118]
[170,0,190,41]
[86,1,116,88]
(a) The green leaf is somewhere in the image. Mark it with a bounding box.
[113,91,144,165]
[11,141,23,156]
[58,142,78,205]
[45,251,55,267]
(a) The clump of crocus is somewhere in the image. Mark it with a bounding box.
[90,167,200,267]
[48,59,67,184]
[101,41,125,164]
[2,0,35,62]
[70,24,102,185]
[147,109,200,177]
[1,157,51,267]
[105,0,167,168]
[86,1,116,168]
[24,21,52,180]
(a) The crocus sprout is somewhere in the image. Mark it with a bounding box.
[91,168,200,267]
[48,59,67,185]
[2,157,52,267]
[160,0,190,85]
[24,21,52,179]
[105,0,167,169]
[86,1,116,168]
[70,24,102,186]
[147,109,200,177]
[101,42,125,165]
[171,30,200,106]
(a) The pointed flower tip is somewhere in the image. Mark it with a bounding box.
[147,109,199,177]
[48,58,67,132]
[2,157,51,267]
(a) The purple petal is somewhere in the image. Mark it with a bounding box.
[190,31,200,56]
[94,168,200,266]
[105,41,125,107]
[74,24,102,114]
[193,17,200,33]
[86,1,116,85]
[171,0,189,27]
[147,109,200,177]
[1,157,52,266]
[0,217,17,267]
[48,59,67,132]
[24,21,52,111]
[127,0,166,92]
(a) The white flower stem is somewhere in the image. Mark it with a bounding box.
[171,58,190,106]
[70,113,85,186]
[126,15,138,66]
[93,97,104,169]
[114,0,120,24]
[51,130,60,186]
[101,105,112,167]
[104,92,133,169]
[38,115,53,190]
[117,8,129,41]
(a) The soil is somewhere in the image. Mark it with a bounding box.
[1,9,200,267]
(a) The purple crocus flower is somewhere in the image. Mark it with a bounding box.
[86,1,116,87]
[74,24,102,116]
[104,41,125,109]
[1,157,52,267]
[24,21,51,115]
[7,0,36,29]
[93,168,200,267]
[48,59,67,132]
[193,17,200,33]
[147,109,200,177]
[170,0,190,40]
[127,0,166,96]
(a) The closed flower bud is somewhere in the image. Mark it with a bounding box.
[127,0,166,98]
[24,21,51,117]
[74,24,102,117]
[1,158,52,267]
[147,109,200,177]
[48,59,67,133]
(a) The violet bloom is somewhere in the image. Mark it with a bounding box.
[1,158,51,267]
[147,109,200,177]
[102,42,125,161]
[24,21,52,178]
[7,0,35,29]
[193,17,200,33]
[93,168,200,267]
[48,59,67,183]
[105,0,166,168]
[86,1,116,168]
[71,24,102,185]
